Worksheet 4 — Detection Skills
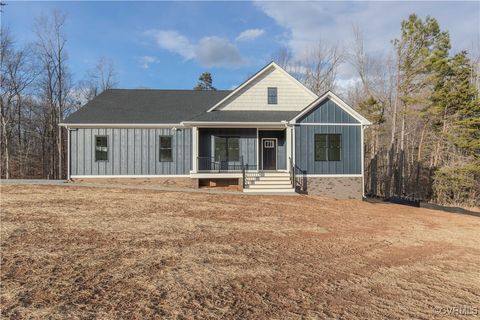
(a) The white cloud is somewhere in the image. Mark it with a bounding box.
[254,1,480,82]
[145,30,195,60]
[236,28,265,41]
[138,56,160,69]
[146,30,244,68]
[196,37,244,68]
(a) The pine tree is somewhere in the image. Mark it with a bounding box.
[431,51,480,206]
[392,14,450,195]
[194,72,216,91]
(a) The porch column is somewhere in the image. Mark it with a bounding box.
[192,127,198,173]
[67,126,70,180]
[286,126,292,170]
[256,128,259,171]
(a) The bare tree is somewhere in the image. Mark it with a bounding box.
[271,46,292,69]
[0,26,14,178]
[302,41,344,95]
[34,10,71,179]
[0,27,37,178]
[83,56,117,100]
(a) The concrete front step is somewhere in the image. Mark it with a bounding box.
[253,172,290,177]
[247,176,291,181]
[246,184,293,189]
[242,171,294,193]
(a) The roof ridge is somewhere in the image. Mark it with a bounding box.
[105,88,232,92]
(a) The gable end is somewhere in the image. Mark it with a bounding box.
[297,99,359,124]
[208,62,318,112]
[292,91,371,125]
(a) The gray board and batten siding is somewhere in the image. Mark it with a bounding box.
[70,128,192,176]
[295,98,362,175]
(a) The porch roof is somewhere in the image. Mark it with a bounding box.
[188,110,299,123]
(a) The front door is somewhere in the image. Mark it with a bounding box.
[262,139,277,170]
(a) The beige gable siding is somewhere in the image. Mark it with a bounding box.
[218,67,316,111]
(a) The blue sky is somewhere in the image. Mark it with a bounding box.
[3,1,479,90]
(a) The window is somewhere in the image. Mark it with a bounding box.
[215,136,239,161]
[268,87,277,104]
[264,140,275,148]
[159,136,173,162]
[315,134,341,161]
[95,136,108,161]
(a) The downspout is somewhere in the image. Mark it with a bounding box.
[361,124,367,199]
[67,125,70,181]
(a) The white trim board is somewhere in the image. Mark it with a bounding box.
[71,175,190,178]
[295,123,362,126]
[181,121,288,128]
[361,125,365,198]
[291,91,372,125]
[190,173,243,179]
[206,62,318,112]
[60,123,183,128]
[306,174,363,178]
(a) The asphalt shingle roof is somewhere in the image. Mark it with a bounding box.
[62,89,301,124]
[62,89,232,124]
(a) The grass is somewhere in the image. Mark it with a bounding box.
[1,184,479,319]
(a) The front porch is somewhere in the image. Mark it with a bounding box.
[190,126,296,193]
[191,127,290,174]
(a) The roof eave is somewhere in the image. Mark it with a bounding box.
[58,123,184,128]
[181,121,289,128]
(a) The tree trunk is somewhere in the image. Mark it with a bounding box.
[1,113,10,179]
[432,104,449,168]
[386,63,400,198]
[398,101,407,196]
[415,121,428,198]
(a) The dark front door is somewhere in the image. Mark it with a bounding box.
[262,139,277,170]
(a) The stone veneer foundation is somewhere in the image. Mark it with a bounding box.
[306,176,363,199]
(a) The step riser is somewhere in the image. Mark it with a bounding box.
[247,181,292,185]
[247,185,294,189]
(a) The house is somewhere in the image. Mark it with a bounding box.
[60,62,371,198]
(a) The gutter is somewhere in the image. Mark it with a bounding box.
[58,123,184,128]
[180,121,290,128]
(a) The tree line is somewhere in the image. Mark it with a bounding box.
[1,10,116,179]
[273,14,479,208]
[1,10,479,207]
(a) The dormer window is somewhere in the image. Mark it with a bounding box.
[268,87,277,104]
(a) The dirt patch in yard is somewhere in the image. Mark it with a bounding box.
[1,184,479,319]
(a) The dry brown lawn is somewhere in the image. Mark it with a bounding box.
[1,184,479,319]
